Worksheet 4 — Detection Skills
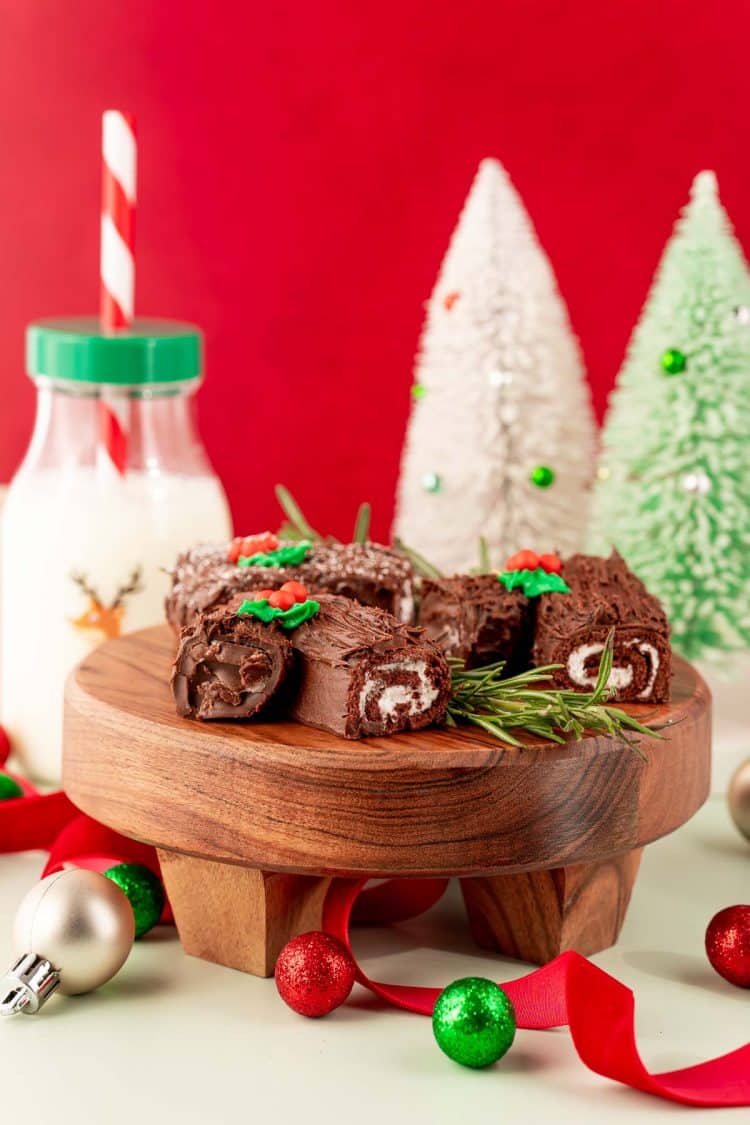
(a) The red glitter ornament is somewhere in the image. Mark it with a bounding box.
[705,905,750,988]
[275,931,356,1017]
[0,723,10,765]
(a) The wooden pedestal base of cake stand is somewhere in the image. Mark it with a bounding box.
[63,626,711,976]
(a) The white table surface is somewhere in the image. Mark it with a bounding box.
[0,796,748,1124]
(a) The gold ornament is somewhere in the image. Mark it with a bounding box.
[728,758,750,842]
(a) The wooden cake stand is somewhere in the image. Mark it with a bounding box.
[63,625,711,976]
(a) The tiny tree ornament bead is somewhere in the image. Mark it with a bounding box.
[530,465,555,488]
[705,905,750,988]
[682,470,711,495]
[411,383,427,400]
[421,471,442,494]
[275,931,356,1017]
[0,772,23,801]
[660,348,687,374]
[432,977,516,1068]
[728,758,750,841]
[104,863,165,939]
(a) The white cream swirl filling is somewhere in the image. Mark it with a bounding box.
[358,659,440,721]
[566,637,660,700]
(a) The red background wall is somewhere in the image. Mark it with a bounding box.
[1,1,748,541]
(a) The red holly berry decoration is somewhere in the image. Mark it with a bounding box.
[251,588,276,601]
[705,905,750,987]
[275,931,356,1017]
[505,549,539,572]
[268,589,296,610]
[538,553,563,574]
[227,531,279,563]
[280,581,309,604]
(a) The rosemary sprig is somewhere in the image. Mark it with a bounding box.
[477,536,492,574]
[394,537,444,579]
[352,502,372,544]
[275,485,325,542]
[446,634,659,759]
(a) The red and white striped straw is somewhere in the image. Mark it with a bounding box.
[99,110,137,474]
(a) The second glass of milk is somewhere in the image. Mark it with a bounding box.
[1,318,232,782]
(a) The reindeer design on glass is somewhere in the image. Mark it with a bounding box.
[70,567,144,641]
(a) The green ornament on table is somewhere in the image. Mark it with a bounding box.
[432,977,516,1068]
[0,772,23,801]
[104,863,165,939]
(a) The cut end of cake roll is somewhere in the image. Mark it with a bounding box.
[288,594,451,738]
[172,604,294,720]
[418,574,530,670]
[532,551,671,703]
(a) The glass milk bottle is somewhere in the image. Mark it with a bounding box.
[1,318,232,782]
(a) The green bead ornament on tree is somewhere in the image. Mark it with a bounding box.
[0,772,23,801]
[530,464,555,488]
[411,383,426,400]
[421,471,442,494]
[104,863,165,939]
[589,171,750,663]
[660,348,687,374]
[432,977,516,1069]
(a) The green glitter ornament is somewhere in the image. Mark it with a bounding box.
[104,863,165,939]
[0,772,23,801]
[530,464,555,488]
[660,347,687,374]
[432,977,516,1069]
[411,383,426,400]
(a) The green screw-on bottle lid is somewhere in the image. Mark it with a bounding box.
[26,317,203,387]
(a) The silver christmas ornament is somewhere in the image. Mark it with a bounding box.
[728,757,750,842]
[682,470,711,495]
[1,869,134,1016]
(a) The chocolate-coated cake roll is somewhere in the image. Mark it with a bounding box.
[532,552,671,702]
[172,603,294,720]
[288,594,451,738]
[418,574,530,670]
[166,540,415,630]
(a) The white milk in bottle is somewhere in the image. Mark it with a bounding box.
[1,318,232,782]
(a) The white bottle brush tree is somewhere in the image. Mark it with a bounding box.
[588,171,750,664]
[393,158,596,576]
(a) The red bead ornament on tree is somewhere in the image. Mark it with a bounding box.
[275,931,356,1017]
[705,905,750,988]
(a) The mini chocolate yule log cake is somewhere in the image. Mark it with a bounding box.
[531,551,671,703]
[418,574,529,670]
[165,533,415,630]
[172,601,295,721]
[286,594,451,738]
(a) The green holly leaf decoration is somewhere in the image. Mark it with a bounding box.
[236,598,321,629]
[238,542,312,568]
[498,568,571,597]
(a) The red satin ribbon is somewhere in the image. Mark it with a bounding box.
[1,753,749,1107]
[323,878,750,1108]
